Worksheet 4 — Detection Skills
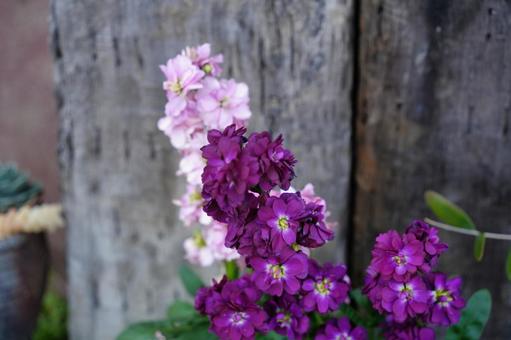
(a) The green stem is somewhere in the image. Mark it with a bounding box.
[224,260,239,280]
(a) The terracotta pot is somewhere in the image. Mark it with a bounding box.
[0,233,49,340]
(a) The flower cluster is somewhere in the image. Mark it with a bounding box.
[196,125,361,340]
[159,43,250,266]
[363,220,465,339]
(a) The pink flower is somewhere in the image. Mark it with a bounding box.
[182,43,224,76]
[177,152,206,186]
[184,231,215,267]
[160,55,204,115]
[204,222,240,261]
[197,78,251,130]
[173,185,210,227]
[157,110,207,151]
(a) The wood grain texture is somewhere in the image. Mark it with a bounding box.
[353,0,511,337]
[50,0,353,338]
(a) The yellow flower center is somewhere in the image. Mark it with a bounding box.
[202,63,213,74]
[189,191,202,202]
[164,80,183,95]
[269,264,285,279]
[278,216,289,231]
[193,231,206,248]
[314,278,332,295]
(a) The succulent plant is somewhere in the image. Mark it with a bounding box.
[0,164,42,213]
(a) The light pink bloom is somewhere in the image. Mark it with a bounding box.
[173,185,204,227]
[160,55,204,115]
[184,231,215,266]
[182,43,223,76]
[196,77,251,130]
[204,222,240,261]
[177,152,206,186]
[157,109,206,151]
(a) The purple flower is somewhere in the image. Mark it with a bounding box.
[257,193,306,249]
[297,201,334,248]
[406,220,447,270]
[383,321,435,340]
[224,193,259,248]
[302,259,350,313]
[195,276,228,315]
[381,276,429,323]
[362,264,387,313]
[245,132,296,191]
[238,221,272,258]
[201,125,259,222]
[427,273,465,326]
[315,317,367,340]
[370,230,425,280]
[265,293,310,339]
[250,246,308,296]
[198,275,267,340]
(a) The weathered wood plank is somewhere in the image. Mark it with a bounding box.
[50,1,353,338]
[353,0,511,337]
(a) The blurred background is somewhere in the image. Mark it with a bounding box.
[1,0,510,339]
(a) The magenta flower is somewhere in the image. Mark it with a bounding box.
[182,43,224,76]
[370,230,425,280]
[201,125,259,221]
[383,321,435,340]
[245,132,296,191]
[301,260,350,314]
[197,77,251,130]
[297,201,334,248]
[381,276,430,323]
[250,247,308,296]
[315,317,367,340]
[300,183,337,230]
[427,273,465,326]
[160,54,204,115]
[197,275,267,340]
[265,294,310,339]
[362,264,387,313]
[257,193,306,249]
[406,220,447,270]
[238,221,273,258]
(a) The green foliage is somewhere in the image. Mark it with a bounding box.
[256,331,286,339]
[33,291,68,340]
[0,164,42,213]
[445,289,492,340]
[179,264,204,297]
[225,260,239,280]
[166,300,197,321]
[424,191,476,229]
[117,320,174,340]
[506,248,511,281]
[473,232,486,262]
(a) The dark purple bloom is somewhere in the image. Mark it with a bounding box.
[381,276,429,323]
[201,275,267,340]
[265,293,309,339]
[383,321,435,340]
[257,193,306,249]
[297,201,334,248]
[195,275,227,315]
[427,273,465,326]
[370,230,425,280]
[301,259,350,313]
[250,246,308,296]
[224,193,259,248]
[315,317,367,340]
[245,131,296,191]
[201,125,259,222]
[405,220,447,270]
[238,220,272,258]
[362,264,387,313]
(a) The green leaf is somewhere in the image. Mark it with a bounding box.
[506,248,511,281]
[179,264,204,296]
[425,191,476,229]
[225,260,240,280]
[256,331,287,339]
[166,300,198,322]
[116,320,172,340]
[173,325,217,340]
[445,289,492,340]
[473,232,486,262]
